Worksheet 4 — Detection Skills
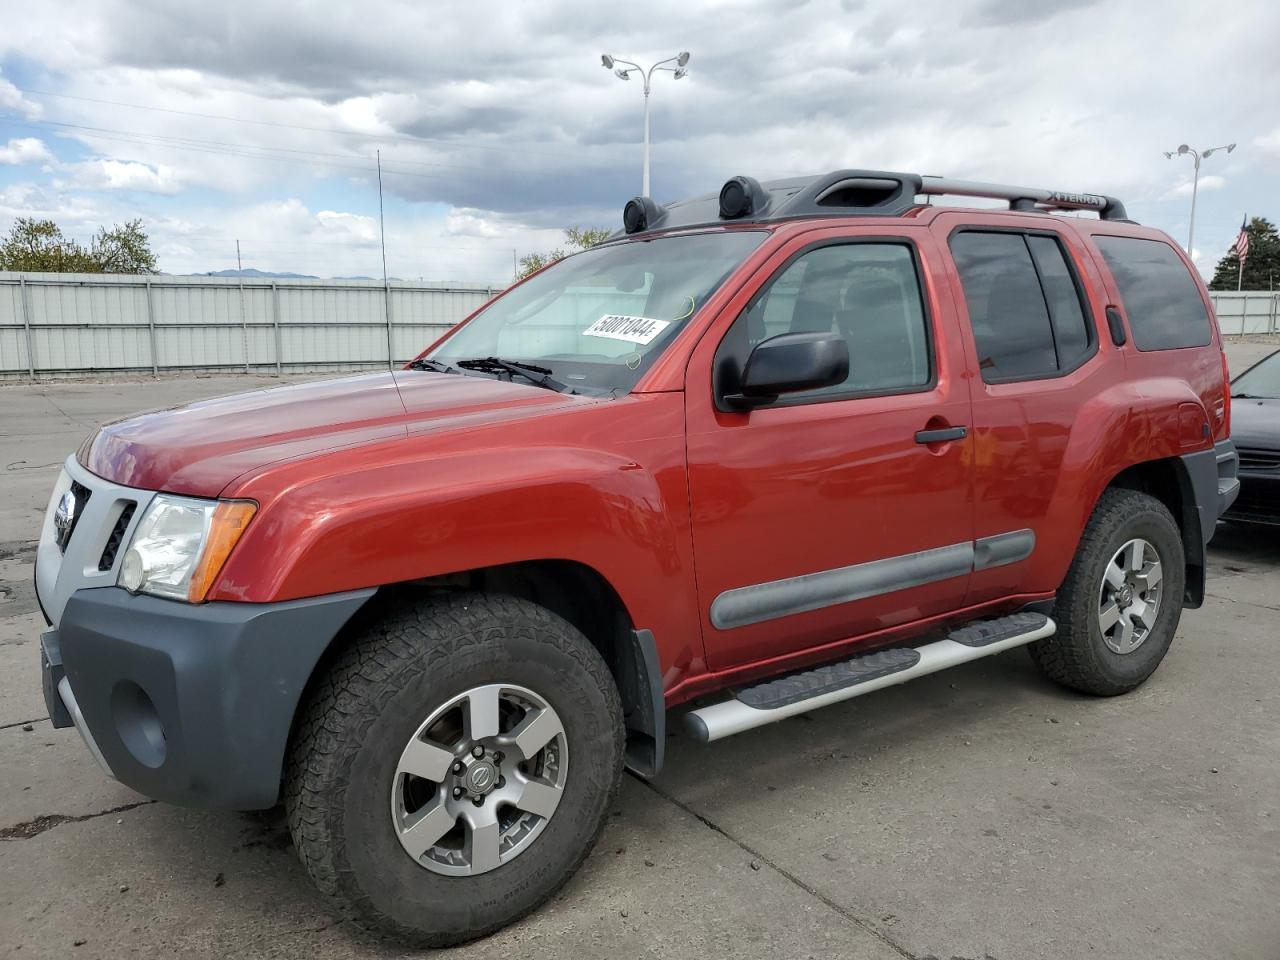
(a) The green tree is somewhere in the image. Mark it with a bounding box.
[90,219,158,274]
[516,225,611,280]
[0,218,95,272]
[1210,216,1280,291]
[0,217,158,274]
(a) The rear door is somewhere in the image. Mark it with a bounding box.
[935,213,1117,604]
[684,226,976,671]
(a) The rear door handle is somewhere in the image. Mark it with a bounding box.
[915,426,967,444]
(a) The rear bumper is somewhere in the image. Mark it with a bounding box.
[41,586,374,809]
[1181,439,1240,545]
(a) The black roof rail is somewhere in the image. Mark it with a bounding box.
[610,169,1131,237]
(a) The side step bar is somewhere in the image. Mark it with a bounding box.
[685,612,1056,743]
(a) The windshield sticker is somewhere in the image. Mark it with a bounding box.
[584,314,671,345]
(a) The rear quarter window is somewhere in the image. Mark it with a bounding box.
[1093,236,1212,351]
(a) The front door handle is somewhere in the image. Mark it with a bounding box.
[915,425,967,444]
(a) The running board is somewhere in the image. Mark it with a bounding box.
[684,612,1056,743]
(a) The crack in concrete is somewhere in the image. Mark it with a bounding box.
[1205,590,1280,615]
[0,539,37,561]
[632,772,921,960]
[0,715,48,731]
[0,799,156,841]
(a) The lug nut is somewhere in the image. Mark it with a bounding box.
[496,776,506,789]
[494,751,504,763]
[472,797,483,807]
[472,745,485,758]
[452,786,463,799]
[452,760,464,774]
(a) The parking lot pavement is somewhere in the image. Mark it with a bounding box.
[3,373,1279,959]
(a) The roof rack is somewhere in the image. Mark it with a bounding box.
[918,176,1129,221]
[613,169,1131,236]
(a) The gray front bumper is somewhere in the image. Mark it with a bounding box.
[44,585,374,810]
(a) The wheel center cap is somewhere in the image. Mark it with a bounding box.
[1117,586,1133,606]
[464,759,498,795]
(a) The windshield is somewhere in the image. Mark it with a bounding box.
[428,231,766,394]
[1232,350,1280,399]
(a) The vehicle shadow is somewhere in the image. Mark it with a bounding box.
[1207,520,1280,568]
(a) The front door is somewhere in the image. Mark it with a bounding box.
[684,228,976,671]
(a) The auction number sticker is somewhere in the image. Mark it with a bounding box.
[583,314,671,345]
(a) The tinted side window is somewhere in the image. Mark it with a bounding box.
[720,243,931,400]
[1093,236,1211,351]
[1027,235,1090,366]
[949,232,1057,381]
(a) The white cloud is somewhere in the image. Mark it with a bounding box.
[57,159,182,194]
[0,137,54,166]
[0,75,40,119]
[315,209,379,245]
[1169,174,1225,198]
[446,208,506,238]
[1,0,1278,281]
[1256,129,1280,159]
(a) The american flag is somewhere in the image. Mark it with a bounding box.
[1235,215,1250,264]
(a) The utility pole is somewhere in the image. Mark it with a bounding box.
[377,149,393,370]
[236,239,242,272]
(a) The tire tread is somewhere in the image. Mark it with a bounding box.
[283,591,623,947]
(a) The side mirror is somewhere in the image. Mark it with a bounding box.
[723,331,849,409]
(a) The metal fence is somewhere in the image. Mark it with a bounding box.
[1209,291,1280,338]
[3,272,1276,382]
[0,272,499,380]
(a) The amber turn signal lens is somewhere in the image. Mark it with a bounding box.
[187,501,257,602]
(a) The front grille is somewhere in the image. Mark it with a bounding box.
[98,502,137,571]
[1237,447,1280,472]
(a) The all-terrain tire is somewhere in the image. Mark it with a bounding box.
[284,591,624,947]
[1028,488,1186,696]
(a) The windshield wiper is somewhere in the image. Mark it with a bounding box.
[453,357,571,393]
[408,357,455,373]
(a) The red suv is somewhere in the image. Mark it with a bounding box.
[37,170,1239,945]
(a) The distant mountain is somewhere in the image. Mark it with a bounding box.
[202,268,319,279]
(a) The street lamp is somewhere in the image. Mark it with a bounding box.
[600,51,691,197]
[1163,141,1236,256]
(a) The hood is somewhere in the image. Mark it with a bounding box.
[1230,395,1280,450]
[81,371,580,496]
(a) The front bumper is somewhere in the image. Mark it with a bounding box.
[1223,471,1280,525]
[41,585,374,809]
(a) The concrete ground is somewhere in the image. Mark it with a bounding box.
[2,356,1278,959]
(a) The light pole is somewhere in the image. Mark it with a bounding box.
[1163,141,1236,256]
[600,51,690,197]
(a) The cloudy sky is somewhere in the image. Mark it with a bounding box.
[0,0,1276,282]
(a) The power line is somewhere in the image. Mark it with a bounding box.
[15,86,584,162]
[4,115,471,183]
[12,115,499,174]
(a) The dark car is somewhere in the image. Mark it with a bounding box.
[1226,348,1280,524]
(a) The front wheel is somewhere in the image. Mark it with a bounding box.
[1028,488,1186,696]
[285,592,624,947]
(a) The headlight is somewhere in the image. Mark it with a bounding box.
[118,495,256,602]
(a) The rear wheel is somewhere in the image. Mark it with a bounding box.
[1028,488,1186,695]
[285,592,624,947]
